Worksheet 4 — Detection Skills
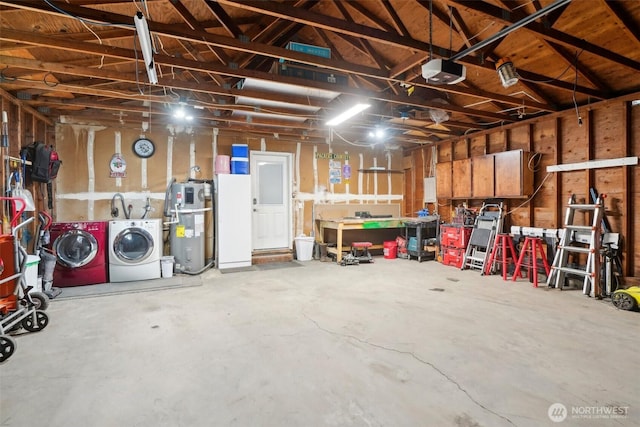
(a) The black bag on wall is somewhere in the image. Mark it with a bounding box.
[20,142,62,183]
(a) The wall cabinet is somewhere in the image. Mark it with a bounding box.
[452,158,472,198]
[494,150,533,197]
[436,150,533,199]
[472,155,495,198]
[436,162,452,198]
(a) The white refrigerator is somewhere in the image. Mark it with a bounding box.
[216,174,252,270]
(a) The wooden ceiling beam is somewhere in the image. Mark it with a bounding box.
[0,87,54,125]
[235,0,315,70]
[599,0,640,51]
[0,55,333,109]
[203,0,244,39]
[1,22,557,114]
[545,42,610,93]
[342,1,397,33]
[1,1,578,108]
[380,0,410,36]
[447,0,640,72]
[0,54,513,122]
[331,2,396,95]
[214,0,431,51]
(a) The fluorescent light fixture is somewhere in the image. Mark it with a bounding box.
[134,12,158,85]
[326,103,370,126]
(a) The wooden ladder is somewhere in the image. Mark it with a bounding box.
[546,194,604,298]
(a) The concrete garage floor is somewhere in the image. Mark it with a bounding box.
[1,259,638,427]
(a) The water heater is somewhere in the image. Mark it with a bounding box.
[168,181,210,272]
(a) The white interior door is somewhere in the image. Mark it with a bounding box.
[251,151,292,250]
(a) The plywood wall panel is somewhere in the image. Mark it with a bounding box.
[470,135,487,157]
[634,103,640,153]
[453,139,469,160]
[488,130,506,153]
[533,119,558,154]
[560,116,588,163]
[593,103,625,159]
[508,126,530,151]
[561,171,588,203]
[438,142,452,162]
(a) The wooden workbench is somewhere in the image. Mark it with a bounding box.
[315,216,439,263]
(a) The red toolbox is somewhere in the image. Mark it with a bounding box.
[440,225,473,249]
[442,247,466,268]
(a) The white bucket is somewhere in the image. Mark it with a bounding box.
[161,256,175,278]
[294,236,315,261]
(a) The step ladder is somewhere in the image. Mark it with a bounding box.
[546,194,604,297]
[462,201,504,273]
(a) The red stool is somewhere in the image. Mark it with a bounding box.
[485,233,519,279]
[512,237,550,287]
[351,241,373,263]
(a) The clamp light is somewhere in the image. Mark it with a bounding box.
[496,57,518,88]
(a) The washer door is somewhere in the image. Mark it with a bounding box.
[113,227,154,263]
[54,230,98,268]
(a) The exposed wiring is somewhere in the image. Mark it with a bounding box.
[504,172,552,216]
[42,0,133,28]
[517,49,584,84]
[428,0,433,60]
[133,28,144,95]
[43,72,58,87]
[511,0,535,12]
[80,20,104,69]
[448,6,453,56]
[527,152,542,172]
[465,22,496,43]
[332,130,379,148]
[0,66,17,82]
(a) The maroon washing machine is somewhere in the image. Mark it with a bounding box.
[50,221,109,287]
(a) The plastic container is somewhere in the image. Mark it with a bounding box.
[442,247,466,268]
[215,155,230,174]
[294,236,315,261]
[383,241,398,259]
[231,144,249,158]
[231,157,249,174]
[25,255,41,292]
[161,256,174,278]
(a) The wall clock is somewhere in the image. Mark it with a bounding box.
[132,137,155,158]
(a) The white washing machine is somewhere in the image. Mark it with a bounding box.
[109,219,162,282]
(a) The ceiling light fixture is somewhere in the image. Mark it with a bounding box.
[173,106,194,121]
[368,128,386,139]
[134,12,158,85]
[326,103,371,126]
[496,57,518,88]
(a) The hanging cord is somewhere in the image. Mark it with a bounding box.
[504,172,553,216]
[572,50,582,126]
[448,6,453,56]
[428,0,433,60]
